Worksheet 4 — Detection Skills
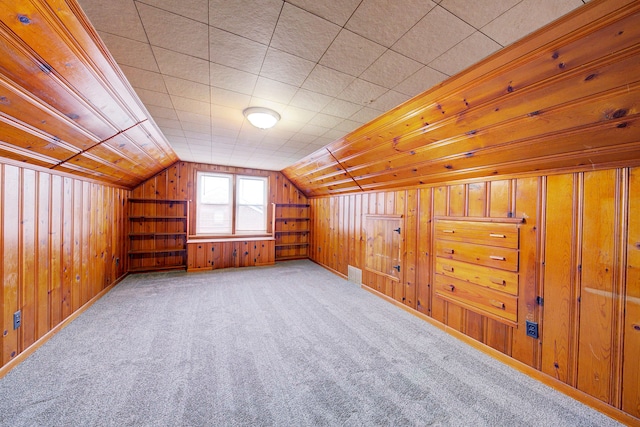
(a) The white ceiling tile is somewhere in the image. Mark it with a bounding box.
[320,129,346,142]
[252,77,298,104]
[299,123,330,137]
[429,31,502,76]
[137,0,209,23]
[120,66,166,92]
[160,127,185,137]
[275,120,305,133]
[350,107,382,123]
[186,137,212,147]
[392,5,475,64]
[270,3,341,62]
[285,0,361,26]
[210,87,251,109]
[210,63,258,95]
[153,47,210,85]
[289,89,333,112]
[321,99,362,119]
[338,79,388,106]
[79,0,147,42]
[137,3,209,59]
[291,133,319,144]
[209,0,282,44]
[167,135,187,144]
[335,119,363,133]
[146,105,179,120]
[98,32,159,72]
[164,76,210,103]
[211,104,244,122]
[368,90,411,112]
[265,128,296,140]
[319,30,386,77]
[177,110,211,126]
[136,88,172,108]
[281,106,316,123]
[275,144,301,154]
[246,98,288,117]
[260,48,316,86]
[209,27,268,74]
[183,130,212,141]
[308,114,344,129]
[482,0,583,46]
[183,122,213,134]
[301,65,355,97]
[360,50,423,88]
[394,66,448,97]
[212,127,240,138]
[440,0,520,28]
[154,117,182,129]
[346,0,437,47]
[172,96,211,115]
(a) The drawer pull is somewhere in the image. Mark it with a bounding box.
[442,229,455,234]
[490,299,506,310]
[490,233,506,238]
[442,265,454,272]
[490,277,506,286]
[446,284,455,292]
[444,248,454,254]
[489,255,506,261]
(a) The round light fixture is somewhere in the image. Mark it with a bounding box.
[243,107,281,129]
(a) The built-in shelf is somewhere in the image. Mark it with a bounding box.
[272,203,310,260]
[128,199,189,272]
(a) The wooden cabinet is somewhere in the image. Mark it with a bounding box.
[272,203,310,260]
[128,198,188,272]
[434,217,522,326]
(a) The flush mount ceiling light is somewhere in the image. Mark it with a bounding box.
[243,107,281,129]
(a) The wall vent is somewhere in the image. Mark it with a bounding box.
[347,265,362,285]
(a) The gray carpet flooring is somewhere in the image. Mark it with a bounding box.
[0,260,622,426]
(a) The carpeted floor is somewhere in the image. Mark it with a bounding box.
[0,260,622,426]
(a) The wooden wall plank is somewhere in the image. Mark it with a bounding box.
[623,166,640,417]
[542,173,578,384]
[35,172,50,340]
[20,168,36,351]
[2,165,20,365]
[577,169,618,403]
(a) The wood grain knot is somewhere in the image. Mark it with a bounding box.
[633,324,640,331]
[611,109,628,119]
[554,362,560,369]
[18,15,30,24]
[585,73,597,81]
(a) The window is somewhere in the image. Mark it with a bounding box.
[196,172,268,235]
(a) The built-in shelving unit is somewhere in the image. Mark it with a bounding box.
[272,203,310,260]
[128,198,189,272]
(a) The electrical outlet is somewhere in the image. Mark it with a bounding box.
[13,310,21,330]
[526,320,538,339]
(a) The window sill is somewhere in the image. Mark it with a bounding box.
[187,235,275,243]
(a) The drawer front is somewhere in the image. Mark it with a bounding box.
[435,240,518,271]
[435,220,519,249]
[435,258,518,295]
[434,274,518,324]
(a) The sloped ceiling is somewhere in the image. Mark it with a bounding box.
[0,0,178,188]
[282,0,640,196]
[75,0,589,171]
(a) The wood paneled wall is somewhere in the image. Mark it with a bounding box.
[309,167,640,421]
[0,159,128,370]
[131,161,307,271]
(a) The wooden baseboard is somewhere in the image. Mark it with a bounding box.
[0,273,129,380]
[360,284,640,427]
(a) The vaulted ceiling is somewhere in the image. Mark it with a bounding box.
[75,0,590,171]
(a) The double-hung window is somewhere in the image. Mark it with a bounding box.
[196,172,268,236]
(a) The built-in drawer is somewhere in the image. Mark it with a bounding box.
[435,240,519,271]
[434,274,518,324]
[435,220,519,249]
[435,258,518,295]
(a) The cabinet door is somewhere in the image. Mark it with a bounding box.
[365,215,403,300]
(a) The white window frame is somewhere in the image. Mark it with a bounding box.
[196,171,269,236]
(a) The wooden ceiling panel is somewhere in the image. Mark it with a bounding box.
[282,0,640,196]
[0,0,177,187]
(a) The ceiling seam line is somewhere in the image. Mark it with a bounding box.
[50,119,148,170]
[325,147,364,193]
